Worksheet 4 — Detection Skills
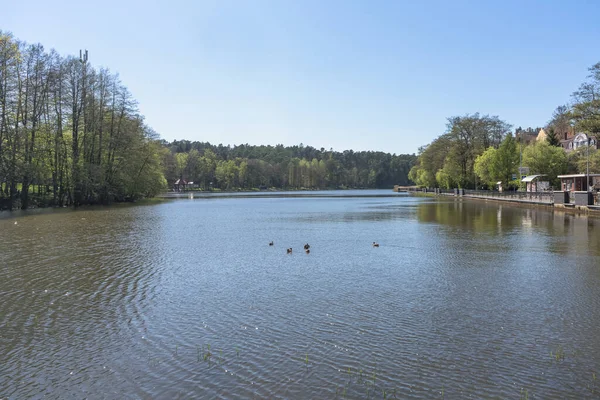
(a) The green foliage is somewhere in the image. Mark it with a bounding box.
[0,30,168,209]
[546,128,561,147]
[474,147,497,188]
[493,134,519,187]
[410,114,511,188]
[522,141,568,187]
[166,141,417,190]
[435,168,454,189]
[473,135,519,189]
[409,136,452,187]
[569,147,600,175]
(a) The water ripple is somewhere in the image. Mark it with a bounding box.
[2,195,600,398]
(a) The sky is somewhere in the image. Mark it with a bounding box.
[2,0,600,155]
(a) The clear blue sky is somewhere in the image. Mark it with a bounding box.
[3,0,599,154]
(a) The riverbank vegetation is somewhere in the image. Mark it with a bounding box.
[0,31,167,210]
[409,61,600,190]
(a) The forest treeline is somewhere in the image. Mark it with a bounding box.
[0,31,166,210]
[409,61,600,190]
[0,31,417,210]
[162,141,416,190]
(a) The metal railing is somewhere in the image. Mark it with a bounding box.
[461,190,554,204]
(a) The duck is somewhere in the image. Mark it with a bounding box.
[372,242,379,247]
[305,249,310,254]
[269,241,274,246]
[303,243,310,250]
[287,248,293,254]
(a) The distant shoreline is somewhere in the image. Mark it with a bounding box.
[157,188,406,199]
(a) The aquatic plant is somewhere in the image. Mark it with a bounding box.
[589,372,598,395]
[551,345,565,361]
[203,343,213,362]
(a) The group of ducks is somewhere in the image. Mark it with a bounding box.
[268,241,311,254]
[268,241,379,254]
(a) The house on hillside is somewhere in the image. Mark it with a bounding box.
[515,128,540,145]
[559,132,599,153]
[535,128,548,142]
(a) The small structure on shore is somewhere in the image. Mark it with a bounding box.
[557,174,600,192]
[174,178,188,192]
[521,175,549,192]
[174,179,198,192]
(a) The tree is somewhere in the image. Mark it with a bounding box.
[175,152,188,179]
[546,127,561,147]
[473,135,519,189]
[571,62,600,135]
[474,147,497,188]
[522,141,568,188]
[547,105,573,141]
[408,136,452,187]
[409,114,511,188]
[492,134,519,188]
[444,113,511,188]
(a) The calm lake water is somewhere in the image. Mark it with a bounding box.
[1,190,600,399]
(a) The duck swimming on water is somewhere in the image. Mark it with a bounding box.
[269,241,274,246]
[287,248,293,254]
[372,242,379,247]
[304,243,310,250]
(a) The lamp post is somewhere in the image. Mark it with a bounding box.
[519,135,523,177]
[587,137,591,192]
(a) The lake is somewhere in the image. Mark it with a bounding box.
[1,190,600,399]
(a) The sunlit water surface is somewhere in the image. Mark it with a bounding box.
[1,191,600,399]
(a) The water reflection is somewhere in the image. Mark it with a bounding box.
[416,199,600,257]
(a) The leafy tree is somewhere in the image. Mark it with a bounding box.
[522,141,568,188]
[474,147,497,188]
[493,134,519,187]
[435,168,454,189]
[410,114,511,188]
[443,113,511,188]
[408,136,452,187]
